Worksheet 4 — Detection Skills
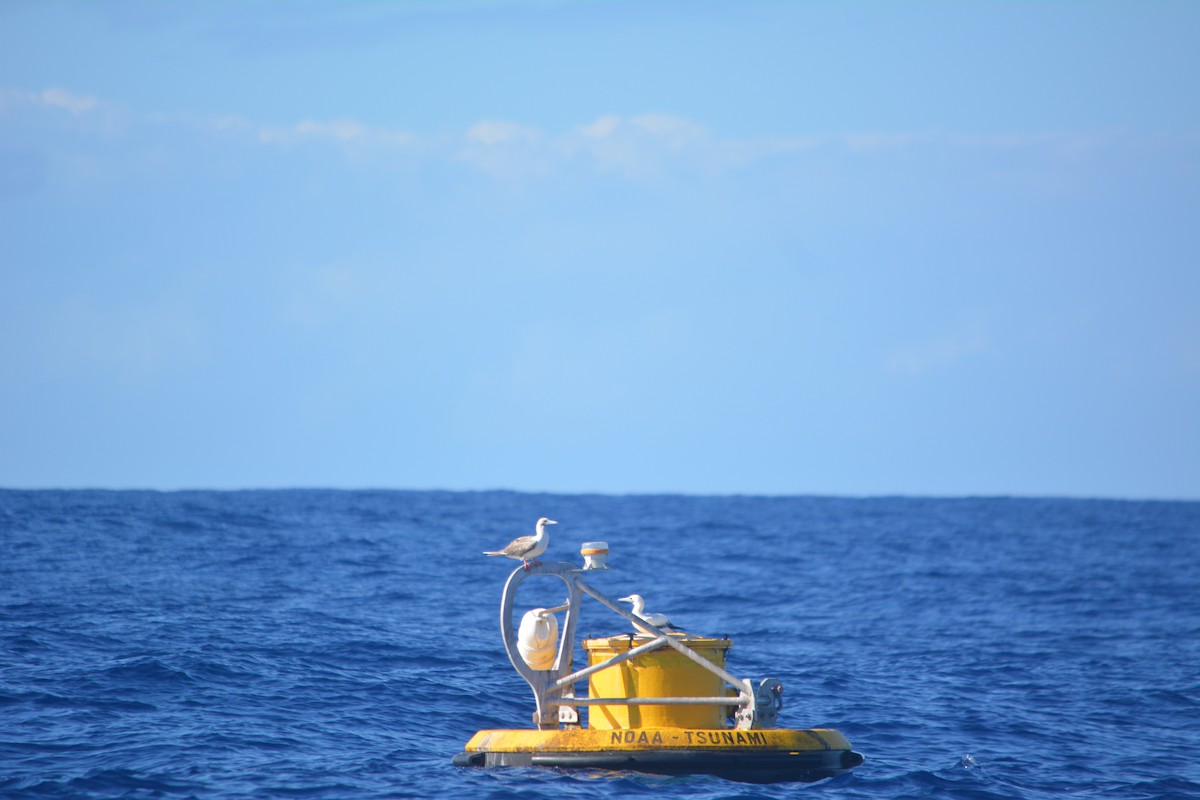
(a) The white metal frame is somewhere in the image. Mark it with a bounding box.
[498,561,773,731]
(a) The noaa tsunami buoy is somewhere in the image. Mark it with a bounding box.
[454,537,864,783]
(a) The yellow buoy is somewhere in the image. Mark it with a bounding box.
[451,554,864,783]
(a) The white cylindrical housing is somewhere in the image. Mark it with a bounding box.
[517,608,559,670]
[580,541,609,570]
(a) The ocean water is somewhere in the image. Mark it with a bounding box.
[2,489,1198,799]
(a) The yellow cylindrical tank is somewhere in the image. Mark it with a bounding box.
[582,635,732,730]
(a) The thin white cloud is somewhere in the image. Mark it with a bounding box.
[562,114,835,178]
[296,119,365,141]
[757,135,827,153]
[145,111,256,136]
[561,113,716,179]
[40,88,99,115]
[578,115,620,140]
[466,119,541,146]
[280,264,364,329]
[0,86,130,141]
[629,113,707,149]
[841,130,1116,156]
[257,117,415,147]
[844,131,933,152]
[0,87,101,116]
[469,114,1137,182]
[887,326,991,375]
[457,119,548,179]
[2,84,1163,185]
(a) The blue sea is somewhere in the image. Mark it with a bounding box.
[2,490,1198,799]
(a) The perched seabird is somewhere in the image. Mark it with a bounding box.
[618,594,681,633]
[484,517,557,568]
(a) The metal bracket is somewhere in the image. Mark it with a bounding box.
[754,678,784,729]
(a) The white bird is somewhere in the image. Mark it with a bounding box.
[484,517,557,568]
[618,594,681,633]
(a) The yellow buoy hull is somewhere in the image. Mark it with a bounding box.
[453,727,863,783]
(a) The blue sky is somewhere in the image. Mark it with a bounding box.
[2,1,1197,498]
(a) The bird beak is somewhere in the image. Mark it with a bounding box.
[618,595,633,603]
[547,519,558,524]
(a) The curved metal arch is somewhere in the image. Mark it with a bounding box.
[499,562,584,728]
